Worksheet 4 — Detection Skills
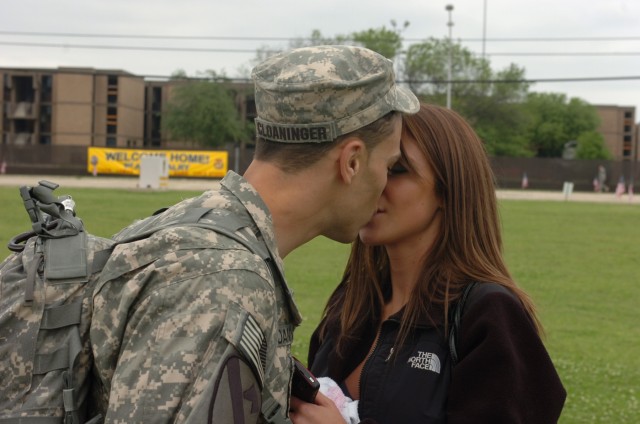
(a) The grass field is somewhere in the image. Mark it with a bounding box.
[1,186,638,423]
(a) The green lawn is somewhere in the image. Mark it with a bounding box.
[1,185,638,423]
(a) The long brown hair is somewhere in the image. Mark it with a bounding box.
[321,103,542,356]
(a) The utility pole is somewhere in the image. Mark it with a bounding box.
[482,0,487,60]
[446,4,454,109]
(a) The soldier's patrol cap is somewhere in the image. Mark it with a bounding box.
[251,45,419,144]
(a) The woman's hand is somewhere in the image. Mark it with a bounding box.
[290,391,347,424]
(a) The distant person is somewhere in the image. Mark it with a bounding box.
[90,155,99,177]
[597,164,609,192]
[615,175,626,197]
[291,103,566,423]
[89,45,419,423]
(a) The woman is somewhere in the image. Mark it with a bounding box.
[290,103,566,423]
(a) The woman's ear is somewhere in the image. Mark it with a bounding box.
[338,138,365,184]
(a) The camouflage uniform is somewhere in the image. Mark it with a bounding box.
[90,171,301,423]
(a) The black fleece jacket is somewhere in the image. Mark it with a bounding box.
[308,283,566,423]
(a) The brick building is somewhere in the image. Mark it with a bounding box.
[593,105,638,162]
[1,67,145,148]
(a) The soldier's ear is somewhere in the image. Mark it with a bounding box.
[337,137,364,184]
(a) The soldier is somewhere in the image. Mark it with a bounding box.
[89,45,419,423]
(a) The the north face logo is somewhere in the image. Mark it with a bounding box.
[407,351,441,373]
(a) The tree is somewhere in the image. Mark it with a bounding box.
[404,38,533,156]
[289,29,348,49]
[243,27,610,160]
[246,22,407,75]
[576,131,613,159]
[240,30,349,78]
[405,38,491,98]
[351,20,409,59]
[163,71,250,147]
[524,93,602,157]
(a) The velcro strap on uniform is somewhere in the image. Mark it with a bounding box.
[25,251,43,303]
[262,396,285,424]
[0,417,63,423]
[63,388,77,412]
[45,233,88,281]
[180,207,213,224]
[91,248,114,273]
[40,301,82,329]
[33,346,69,374]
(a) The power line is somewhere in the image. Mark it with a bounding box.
[488,52,640,57]
[140,74,640,84]
[451,36,640,43]
[0,41,270,53]
[2,30,640,43]
[2,40,640,57]
[0,30,292,42]
[400,76,640,84]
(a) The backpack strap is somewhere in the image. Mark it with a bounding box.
[114,208,284,387]
[449,282,514,367]
[119,207,286,295]
[449,282,478,367]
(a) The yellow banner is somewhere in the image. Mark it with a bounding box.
[87,147,228,178]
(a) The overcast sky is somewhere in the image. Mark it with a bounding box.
[2,0,639,118]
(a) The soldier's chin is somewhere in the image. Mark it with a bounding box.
[324,227,360,244]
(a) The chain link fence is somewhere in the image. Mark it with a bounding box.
[0,144,637,192]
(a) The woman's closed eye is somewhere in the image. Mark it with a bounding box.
[388,163,408,176]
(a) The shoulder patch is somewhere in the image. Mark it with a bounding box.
[223,303,267,387]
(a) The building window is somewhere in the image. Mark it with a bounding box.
[15,76,34,102]
[152,87,162,111]
[107,75,118,104]
[40,105,52,133]
[3,75,10,102]
[107,106,117,127]
[39,135,51,145]
[624,125,631,132]
[106,136,116,147]
[624,135,632,142]
[41,75,52,102]
[624,111,632,119]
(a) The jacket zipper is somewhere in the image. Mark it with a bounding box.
[359,317,398,400]
[385,347,394,362]
[358,328,381,401]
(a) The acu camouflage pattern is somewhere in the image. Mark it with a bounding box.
[90,171,301,423]
[0,214,113,421]
[252,44,419,143]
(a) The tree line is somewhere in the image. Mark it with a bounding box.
[163,22,611,160]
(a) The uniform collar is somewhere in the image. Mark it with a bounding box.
[220,171,302,325]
